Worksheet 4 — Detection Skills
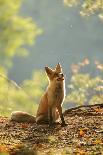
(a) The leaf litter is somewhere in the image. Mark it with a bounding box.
[0,104,103,155]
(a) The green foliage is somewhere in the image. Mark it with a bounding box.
[64,0,103,19]
[66,59,103,106]
[0,153,9,155]
[0,0,42,67]
[0,70,48,116]
[22,71,48,100]
[0,0,43,116]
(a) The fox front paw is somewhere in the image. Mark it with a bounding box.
[48,123,55,128]
[61,122,68,127]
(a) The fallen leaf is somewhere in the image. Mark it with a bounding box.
[93,139,103,144]
[78,149,87,155]
[79,130,85,137]
[79,128,87,137]
[0,145,9,153]
[21,123,29,129]
[94,107,103,113]
[74,148,87,155]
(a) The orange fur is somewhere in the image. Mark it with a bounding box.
[36,63,66,126]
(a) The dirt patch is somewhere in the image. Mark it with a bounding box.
[0,104,103,154]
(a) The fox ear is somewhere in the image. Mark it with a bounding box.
[55,63,62,73]
[45,66,53,75]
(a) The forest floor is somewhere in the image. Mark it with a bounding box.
[0,104,103,155]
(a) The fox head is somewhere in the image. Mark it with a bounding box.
[45,63,64,82]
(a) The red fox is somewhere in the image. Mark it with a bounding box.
[11,63,66,126]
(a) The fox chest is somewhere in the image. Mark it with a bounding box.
[48,84,64,105]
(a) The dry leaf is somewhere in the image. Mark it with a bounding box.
[79,130,85,137]
[94,108,103,113]
[93,139,103,144]
[21,123,29,129]
[0,145,8,153]
[78,149,87,155]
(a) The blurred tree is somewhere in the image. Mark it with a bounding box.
[66,59,103,106]
[0,70,48,116]
[64,0,103,19]
[0,0,42,67]
[0,0,44,116]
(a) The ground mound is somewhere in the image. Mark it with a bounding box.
[0,104,103,155]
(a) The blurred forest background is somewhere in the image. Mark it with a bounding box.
[0,0,103,116]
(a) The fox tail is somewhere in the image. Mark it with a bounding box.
[11,111,36,123]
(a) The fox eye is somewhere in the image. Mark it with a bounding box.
[54,73,59,77]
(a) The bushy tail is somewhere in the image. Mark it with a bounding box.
[11,111,36,123]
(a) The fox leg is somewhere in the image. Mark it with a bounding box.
[57,105,66,126]
[48,106,53,126]
[36,114,48,124]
